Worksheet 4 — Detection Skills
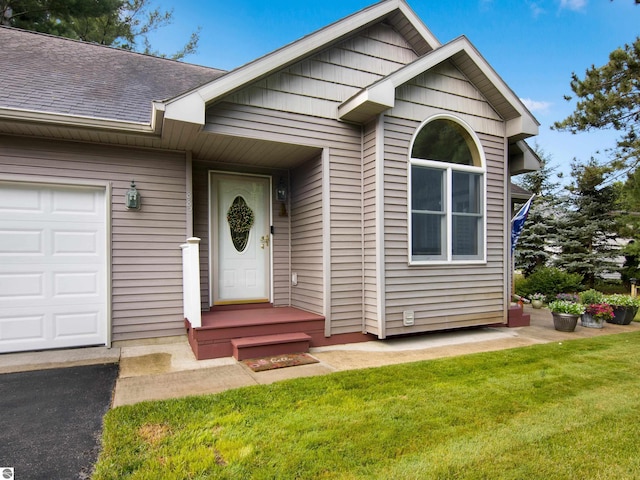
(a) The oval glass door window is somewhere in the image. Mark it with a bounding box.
[226,196,254,252]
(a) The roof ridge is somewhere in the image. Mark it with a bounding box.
[0,24,225,73]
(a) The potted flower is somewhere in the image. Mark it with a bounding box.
[529,293,545,309]
[555,293,580,303]
[581,303,613,329]
[603,294,638,325]
[548,300,585,332]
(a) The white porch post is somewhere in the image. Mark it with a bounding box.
[181,237,202,328]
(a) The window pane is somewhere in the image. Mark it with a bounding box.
[452,215,481,257]
[412,166,443,212]
[452,172,481,214]
[411,119,474,165]
[412,212,445,259]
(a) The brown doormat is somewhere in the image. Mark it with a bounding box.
[242,353,319,372]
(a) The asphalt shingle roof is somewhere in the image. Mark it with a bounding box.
[1,26,226,123]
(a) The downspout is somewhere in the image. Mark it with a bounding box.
[360,124,366,334]
[322,148,332,337]
[503,133,511,323]
[186,151,194,238]
[376,114,387,339]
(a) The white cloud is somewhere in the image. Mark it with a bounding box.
[520,98,553,114]
[559,0,587,12]
[528,1,545,18]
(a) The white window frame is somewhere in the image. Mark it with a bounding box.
[408,114,487,265]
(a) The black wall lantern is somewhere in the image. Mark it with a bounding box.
[125,180,141,210]
[276,177,288,217]
[276,177,287,202]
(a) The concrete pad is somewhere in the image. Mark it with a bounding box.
[119,339,235,378]
[0,346,120,374]
[112,364,256,407]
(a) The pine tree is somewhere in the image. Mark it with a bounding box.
[553,159,620,288]
[514,147,561,276]
[1,0,199,60]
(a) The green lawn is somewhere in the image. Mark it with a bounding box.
[94,332,640,479]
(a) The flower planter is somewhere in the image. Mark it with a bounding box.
[608,306,633,325]
[625,306,639,324]
[531,300,544,309]
[552,312,579,332]
[581,313,604,329]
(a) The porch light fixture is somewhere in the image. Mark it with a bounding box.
[276,177,287,202]
[276,177,288,217]
[125,180,141,210]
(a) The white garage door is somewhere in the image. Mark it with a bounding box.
[0,182,108,353]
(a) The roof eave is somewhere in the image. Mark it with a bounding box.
[0,107,156,134]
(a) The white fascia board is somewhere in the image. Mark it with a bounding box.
[163,91,205,126]
[165,0,439,118]
[506,115,539,140]
[0,107,154,133]
[338,80,396,119]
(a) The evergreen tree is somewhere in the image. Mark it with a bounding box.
[1,0,199,60]
[514,147,561,276]
[553,159,620,288]
[553,37,640,175]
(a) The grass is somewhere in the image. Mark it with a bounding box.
[94,332,640,479]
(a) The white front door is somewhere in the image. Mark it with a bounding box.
[211,173,271,305]
[0,182,108,353]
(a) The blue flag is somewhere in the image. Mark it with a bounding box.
[511,195,535,254]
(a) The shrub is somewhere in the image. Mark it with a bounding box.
[515,267,584,300]
[580,289,605,305]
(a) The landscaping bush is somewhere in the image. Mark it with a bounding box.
[515,267,583,300]
[579,289,605,305]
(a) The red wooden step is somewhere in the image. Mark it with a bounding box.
[231,332,311,361]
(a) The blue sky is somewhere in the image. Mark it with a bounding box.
[149,0,639,180]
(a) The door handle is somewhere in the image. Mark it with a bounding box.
[260,235,270,249]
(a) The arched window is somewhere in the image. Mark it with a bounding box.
[409,116,486,263]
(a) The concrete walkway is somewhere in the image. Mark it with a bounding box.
[2,306,638,407]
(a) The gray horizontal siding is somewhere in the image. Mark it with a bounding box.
[291,157,324,314]
[0,134,188,342]
[224,23,419,120]
[383,65,508,334]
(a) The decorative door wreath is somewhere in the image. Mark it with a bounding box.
[227,196,254,252]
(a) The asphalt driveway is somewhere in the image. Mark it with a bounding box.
[0,363,118,480]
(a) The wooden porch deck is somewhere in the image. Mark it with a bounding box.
[185,306,326,360]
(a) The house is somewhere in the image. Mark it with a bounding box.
[0,0,539,359]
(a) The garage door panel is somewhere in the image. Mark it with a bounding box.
[0,183,107,353]
[0,229,43,255]
[0,314,45,341]
[0,309,105,352]
[0,272,44,300]
[52,188,101,215]
[0,267,105,305]
[54,271,99,297]
[0,184,43,213]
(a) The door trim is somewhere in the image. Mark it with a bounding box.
[208,171,273,306]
